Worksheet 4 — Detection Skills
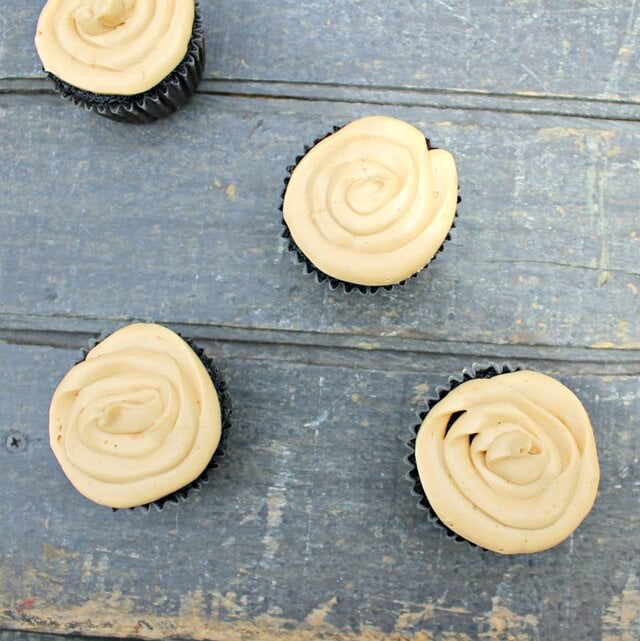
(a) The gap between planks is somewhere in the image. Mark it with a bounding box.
[1,322,639,377]
[0,77,639,123]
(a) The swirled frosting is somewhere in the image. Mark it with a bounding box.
[35,0,195,95]
[282,116,458,286]
[415,371,599,554]
[49,323,221,508]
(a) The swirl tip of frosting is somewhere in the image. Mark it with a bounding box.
[74,0,135,35]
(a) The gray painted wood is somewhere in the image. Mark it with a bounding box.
[0,633,113,641]
[0,342,638,641]
[0,94,638,351]
[4,1,639,101]
[1,1,639,640]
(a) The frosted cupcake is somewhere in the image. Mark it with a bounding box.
[408,364,600,554]
[282,116,458,293]
[49,323,231,509]
[35,0,205,122]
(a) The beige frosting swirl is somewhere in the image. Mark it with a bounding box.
[49,323,221,508]
[415,371,599,554]
[35,0,194,95]
[282,116,458,286]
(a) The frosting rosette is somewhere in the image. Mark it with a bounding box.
[35,0,195,95]
[413,368,600,554]
[282,116,458,287]
[49,323,222,508]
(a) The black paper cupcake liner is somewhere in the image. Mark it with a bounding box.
[280,125,460,294]
[47,4,205,123]
[405,361,522,548]
[77,327,232,512]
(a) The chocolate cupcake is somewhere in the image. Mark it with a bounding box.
[49,323,231,510]
[35,0,205,123]
[281,116,459,293]
[407,363,600,554]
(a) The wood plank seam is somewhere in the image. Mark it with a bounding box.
[1,78,640,123]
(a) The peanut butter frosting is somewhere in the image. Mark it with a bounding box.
[35,0,195,95]
[49,323,221,508]
[414,370,600,554]
[282,116,458,286]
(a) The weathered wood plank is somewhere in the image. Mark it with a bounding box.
[0,342,638,640]
[2,5,639,641]
[4,1,639,101]
[0,94,638,351]
[0,633,110,641]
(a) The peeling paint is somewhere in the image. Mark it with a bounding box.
[304,596,338,628]
[603,573,640,641]
[412,383,430,405]
[480,600,539,640]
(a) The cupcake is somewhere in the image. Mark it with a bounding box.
[408,364,600,554]
[34,0,205,122]
[281,115,458,293]
[49,323,231,509]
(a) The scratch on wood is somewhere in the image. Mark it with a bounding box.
[301,375,325,590]
[425,0,554,92]
[604,0,638,96]
[262,461,288,562]
[586,137,611,288]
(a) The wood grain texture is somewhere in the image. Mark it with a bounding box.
[4,0,639,101]
[0,94,638,352]
[1,1,639,640]
[0,633,113,641]
[0,342,638,641]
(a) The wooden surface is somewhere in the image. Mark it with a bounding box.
[1,1,639,640]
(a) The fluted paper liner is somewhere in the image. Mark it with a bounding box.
[46,4,205,123]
